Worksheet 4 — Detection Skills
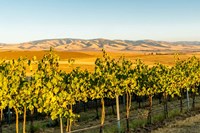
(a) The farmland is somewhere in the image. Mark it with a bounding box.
[1,50,200,133]
[2,0,200,132]
[1,50,200,72]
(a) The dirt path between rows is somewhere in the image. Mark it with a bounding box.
[152,113,200,133]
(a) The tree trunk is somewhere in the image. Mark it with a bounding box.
[147,95,152,124]
[69,104,72,132]
[123,94,126,109]
[180,93,183,113]
[163,93,168,119]
[95,99,99,119]
[30,109,34,133]
[186,89,190,111]
[66,118,69,132]
[60,116,63,133]
[126,93,132,132]
[100,98,105,133]
[116,95,120,133]
[14,108,19,133]
[111,100,115,115]
[66,104,73,133]
[0,109,3,133]
[100,125,104,133]
[23,107,26,133]
[0,109,2,121]
[83,103,86,112]
[192,92,195,109]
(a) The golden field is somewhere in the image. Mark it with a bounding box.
[0,50,200,72]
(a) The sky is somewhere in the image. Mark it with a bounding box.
[0,0,200,43]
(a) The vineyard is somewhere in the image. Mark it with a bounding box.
[1,48,200,133]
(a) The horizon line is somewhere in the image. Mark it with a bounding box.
[1,37,200,44]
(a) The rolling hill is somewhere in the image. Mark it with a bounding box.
[1,38,200,52]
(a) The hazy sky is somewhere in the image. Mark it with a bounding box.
[0,0,200,43]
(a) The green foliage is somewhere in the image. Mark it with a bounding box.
[90,49,125,100]
[1,49,200,132]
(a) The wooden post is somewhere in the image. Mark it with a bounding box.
[60,116,63,133]
[100,98,105,133]
[23,107,26,133]
[192,92,195,109]
[147,95,152,124]
[116,95,121,133]
[14,108,19,133]
[186,88,190,111]
[0,109,2,133]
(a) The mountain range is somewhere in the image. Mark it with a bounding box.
[1,38,200,52]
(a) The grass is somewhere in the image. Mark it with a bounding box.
[2,119,49,133]
[71,97,200,133]
[2,97,200,133]
[129,118,147,129]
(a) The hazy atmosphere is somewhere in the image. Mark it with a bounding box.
[1,0,200,43]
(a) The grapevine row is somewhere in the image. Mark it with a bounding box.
[0,48,200,133]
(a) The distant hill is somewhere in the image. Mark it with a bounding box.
[1,38,200,52]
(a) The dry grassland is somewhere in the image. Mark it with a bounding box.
[1,51,200,72]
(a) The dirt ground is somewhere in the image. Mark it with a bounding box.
[152,113,200,133]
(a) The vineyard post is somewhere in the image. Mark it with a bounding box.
[192,92,195,109]
[116,95,121,133]
[180,93,183,113]
[100,98,105,133]
[118,57,133,133]
[126,93,132,132]
[36,48,73,133]
[69,104,73,132]
[60,116,63,133]
[147,95,153,124]
[93,50,122,133]
[134,59,156,125]
[14,107,19,133]
[186,88,190,111]
[163,93,168,119]
[0,109,2,133]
